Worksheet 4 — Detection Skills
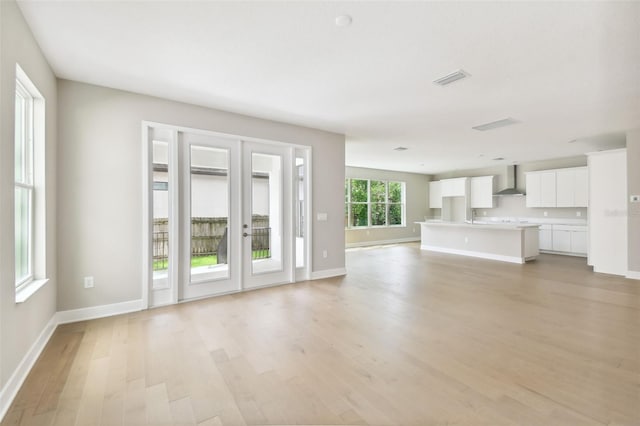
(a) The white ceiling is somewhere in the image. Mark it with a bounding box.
[17,1,640,174]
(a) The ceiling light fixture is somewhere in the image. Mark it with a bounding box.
[433,69,469,86]
[335,15,352,27]
[393,146,408,151]
[472,118,519,131]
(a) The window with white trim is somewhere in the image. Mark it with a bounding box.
[345,179,405,228]
[14,65,46,297]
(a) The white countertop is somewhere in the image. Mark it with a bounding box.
[416,221,540,230]
[480,216,587,226]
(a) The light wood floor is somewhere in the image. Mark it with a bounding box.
[3,244,639,426]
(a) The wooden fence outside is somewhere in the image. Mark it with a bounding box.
[153,215,269,270]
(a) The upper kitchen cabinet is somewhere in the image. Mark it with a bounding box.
[526,171,556,207]
[429,180,442,209]
[526,166,587,208]
[470,176,495,208]
[556,167,588,207]
[441,177,468,197]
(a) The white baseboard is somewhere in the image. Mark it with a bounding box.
[0,314,57,421]
[626,270,640,280]
[346,237,420,249]
[421,245,525,264]
[539,249,587,258]
[311,267,347,280]
[56,299,143,325]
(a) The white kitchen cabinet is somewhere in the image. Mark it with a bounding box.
[429,180,442,209]
[556,167,588,207]
[441,177,467,197]
[527,167,587,208]
[526,171,555,207]
[540,172,557,207]
[571,229,588,254]
[573,168,588,207]
[538,225,553,251]
[555,169,574,207]
[470,176,495,208]
[552,229,572,252]
[526,173,542,207]
[547,225,587,256]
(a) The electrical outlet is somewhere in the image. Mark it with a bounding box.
[84,276,94,289]
[576,211,581,217]
[483,211,487,216]
[464,236,469,244]
[322,250,328,259]
[543,211,548,217]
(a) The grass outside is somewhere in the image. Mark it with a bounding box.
[153,251,270,271]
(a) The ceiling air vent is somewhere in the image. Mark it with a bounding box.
[472,117,519,131]
[393,146,408,151]
[433,69,469,86]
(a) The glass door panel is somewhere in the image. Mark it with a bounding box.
[250,152,282,274]
[189,145,230,282]
[152,140,170,289]
[243,143,292,289]
[295,156,305,269]
[180,131,240,301]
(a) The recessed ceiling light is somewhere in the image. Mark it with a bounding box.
[335,15,352,27]
[472,118,519,131]
[433,69,469,86]
[393,146,408,151]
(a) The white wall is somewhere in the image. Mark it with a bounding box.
[0,0,57,393]
[626,130,640,274]
[345,166,430,246]
[588,149,628,275]
[57,79,345,311]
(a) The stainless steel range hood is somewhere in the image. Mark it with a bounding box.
[495,165,525,196]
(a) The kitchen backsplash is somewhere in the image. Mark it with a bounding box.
[474,194,587,220]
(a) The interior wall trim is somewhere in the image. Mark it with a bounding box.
[310,267,347,280]
[0,315,57,421]
[56,299,144,325]
[626,270,640,280]
[346,237,420,249]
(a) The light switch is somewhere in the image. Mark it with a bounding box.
[317,212,328,221]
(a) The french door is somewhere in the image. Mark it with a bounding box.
[144,124,303,307]
[242,142,293,289]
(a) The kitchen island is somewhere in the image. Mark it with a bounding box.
[417,221,540,264]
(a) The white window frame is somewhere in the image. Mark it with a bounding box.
[15,79,35,290]
[345,179,406,229]
[14,64,48,303]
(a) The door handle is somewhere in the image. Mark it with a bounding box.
[243,232,252,237]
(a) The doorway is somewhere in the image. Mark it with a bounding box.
[142,123,310,307]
